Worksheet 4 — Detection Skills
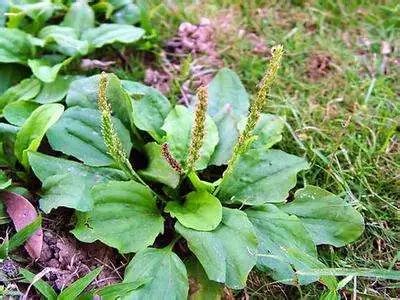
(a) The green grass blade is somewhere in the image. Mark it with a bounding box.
[58,267,102,300]
[78,280,148,299]
[19,268,57,300]
[296,268,400,281]
[0,215,41,257]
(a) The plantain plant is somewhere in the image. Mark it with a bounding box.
[1,45,366,298]
[0,0,148,114]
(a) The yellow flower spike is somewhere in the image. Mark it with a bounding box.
[98,72,135,178]
[224,45,284,177]
[186,86,208,172]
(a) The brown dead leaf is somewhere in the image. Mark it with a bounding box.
[1,191,43,259]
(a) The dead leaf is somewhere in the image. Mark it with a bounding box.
[381,41,391,55]
[80,59,115,71]
[1,191,43,259]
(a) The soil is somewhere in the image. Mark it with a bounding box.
[306,53,332,80]
[38,230,123,291]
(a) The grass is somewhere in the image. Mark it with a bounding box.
[122,0,400,298]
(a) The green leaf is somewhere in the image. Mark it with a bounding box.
[238,113,284,150]
[71,212,97,243]
[296,267,400,281]
[0,123,18,166]
[28,57,72,83]
[285,248,338,290]
[66,75,99,107]
[0,28,36,63]
[0,64,30,94]
[112,3,141,25]
[187,171,214,192]
[208,68,249,118]
[0,77,41,112]
[121,80,152,96]
[0,1,8,26]
[176,208,258,289]
[132,89,171,141]
[58,267,102,300]
[19,268,57,300]
[82,24,145,48]
[61,0,95,36]
[41,173,90,213]
[0,216,41,257]
[320,290,340,300]
[162,105,219,170]
[34,75,76,104]
[246,204,317,284]
[39,25,89,56]
[47,107,132,167]
[28,152,126,212]
[84,180,164,253]
[209,109,240,166]
[84,280,148,299]
[9,1,61,31]
[138,142,180,189]
[281,186,365,247]
[66,74,134,132]
[166,191,222,231]
[218,148,309,205]
[4,101,40,126]
[123,247,188,299]
[207,68,249,166]
[185,257,222,300]
[0,171,11,190]
[14,104,64,169]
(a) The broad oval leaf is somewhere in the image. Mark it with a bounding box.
[28,152,126,212]
[165,191,222,231]
[176,208,258,289]
[84,180,164,253]
[0,64,31,95]
[39,25,89,56]
[61,0,95,36]
[281,186,365,247]
[238,113,284,150]
[34,75,75,104]
[46,107,132,167]
[209,108,240,166]
[4,101,40,126]
[123,247,188,300]
[0,77,41,112]
[207,68,249,166]
[66,74,134,132]
[246,204,317,285]
[132,89,171,141]
[82,24,145,48]
[112,3,141,25]
[14,104,64,168]
[186,257,222,300]
[218,148,309,205]
[28,57,72,83]
[161,105,219,170]
[138,142,180,189]
[0,28,36,63]
[207,68,249,118]
[65,75,99,108]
